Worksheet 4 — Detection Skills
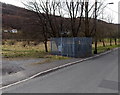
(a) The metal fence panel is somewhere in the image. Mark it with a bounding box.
[51,37,92,58]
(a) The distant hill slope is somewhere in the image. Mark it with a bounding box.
[2,2,40,30]
[1,2,119,40]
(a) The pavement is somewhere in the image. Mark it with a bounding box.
[2,58,81,86]
[3,48,119,93]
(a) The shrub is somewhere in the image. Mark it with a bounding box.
[33,41,40,46]
[2,41,5,45]
[8,40,16,45]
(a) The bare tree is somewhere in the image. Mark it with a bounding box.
[65,0,84,37]
[23,1,51,52]
[83,0,105,54]
[107,14,114,46]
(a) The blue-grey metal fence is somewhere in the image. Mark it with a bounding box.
[51,37,92,58]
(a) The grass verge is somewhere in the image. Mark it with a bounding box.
[2,44,70,60]
[2,41,120,59]
[92,44,120,54]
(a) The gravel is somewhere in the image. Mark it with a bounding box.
[2,58,46,75]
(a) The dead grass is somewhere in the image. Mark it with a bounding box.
[2,40,120,58]
[2,41,50,58]
[2,40,70,60]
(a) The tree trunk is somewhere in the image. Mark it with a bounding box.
[94,39,98,54]
[44,41,48,52]
[102,39,105,47]
[27,40,30,45]
[114,38,117,45]
[110,38,112,46]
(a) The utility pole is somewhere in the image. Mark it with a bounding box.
[94,0,98,54]
[85,0,89,37]
[94,2,114,54]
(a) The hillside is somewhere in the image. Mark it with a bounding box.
[1,2,118,40]
[2,2,38,30]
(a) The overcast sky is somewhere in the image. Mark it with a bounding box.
[0,0,119,24]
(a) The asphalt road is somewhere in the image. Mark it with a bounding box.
[3,49,119,93]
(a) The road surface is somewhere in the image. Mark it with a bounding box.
[3,49,119,93]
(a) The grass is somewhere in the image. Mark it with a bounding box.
[92,44,120,54]
[2,41,69,60]
[2,41,49,58]
[2,40,120,59]
[32,55,69,65]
